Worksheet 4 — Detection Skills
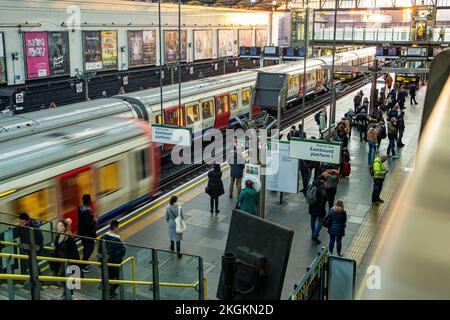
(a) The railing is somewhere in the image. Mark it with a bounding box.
[0,220,206,300]
[314,26,450,43]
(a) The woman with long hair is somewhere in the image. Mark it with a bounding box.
[206,164,225,214]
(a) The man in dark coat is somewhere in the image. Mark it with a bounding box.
[308,176,328,244]
[77,194,97,272]
[228,150,245,199]
[206,164,225,214]
[355,108,369,142]
[100,220,126,300]
[409,84,418,105]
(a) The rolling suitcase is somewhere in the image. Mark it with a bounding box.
[342,161,351,177]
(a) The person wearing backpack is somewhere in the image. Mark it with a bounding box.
[353,92,362,113]
[166,196,184,258]
[367,124,378,165]
[376,119,387,147]
[326,199,347,256]
[77,194,97,272]
[355,108,369,142]
[307,176,328,244]
[323,165,340,210]
[372,155,388,204]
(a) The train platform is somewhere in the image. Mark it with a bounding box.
[118,83,425,299]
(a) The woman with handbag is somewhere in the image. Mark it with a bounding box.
[326,199,347,256]
[165,196,184,258]
[206,164,225,214]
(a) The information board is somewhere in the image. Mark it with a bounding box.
[151,124,191,146]
[266,141,299,194]
[289,138,341,164]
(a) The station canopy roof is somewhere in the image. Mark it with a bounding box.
[132,0,292,11]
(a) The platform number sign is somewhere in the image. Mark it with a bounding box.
[76,83,83,93]
[15,92,24,104]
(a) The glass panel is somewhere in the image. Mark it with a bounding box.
[136,149,150,181]
[202,100,214,119]
[217,98,223,114]
[223,96,229,113]
[97,162,121,198]
[11,188,56,222]
[186,104,199,125]
[230,93,238,110]
[241,89,251,107]
[155,115,162,124]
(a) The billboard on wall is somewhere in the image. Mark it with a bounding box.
[128,30,156,67]
[83,31,102,71]
[194,30,213,60]
[238,29,253,47]
[48,31,70,76]
[256,29,267,47]
[0,33,6,84]
[101,31,118,69]
[25,32,50,79]
[218,29,236,57]
[164,30,187,63]
[142,30,156,65]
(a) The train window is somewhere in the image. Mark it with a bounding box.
[156,115,162,124]
[241,89,251,107]
[307,72,312,82]
[294,75,300,90]
[217,98,223,114]
[12,188,56,222]
[136,149,150,181]
[202,100,214,119]
[97,162,121,197]
[166,110,176,126]
[186,104,199,125]
[230,93,238,110]
[223,96,229,113]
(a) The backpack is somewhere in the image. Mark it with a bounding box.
[327,173,338,189]
[305,184,318,205]
[314,112,321,125]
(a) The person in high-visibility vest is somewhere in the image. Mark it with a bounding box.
[371,155,388,204]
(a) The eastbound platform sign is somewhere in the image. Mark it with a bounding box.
[151,124,191,146]
[289,138,341,164]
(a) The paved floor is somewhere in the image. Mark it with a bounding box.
[119,81,425,300]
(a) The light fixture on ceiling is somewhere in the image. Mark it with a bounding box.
[250,0,256,3]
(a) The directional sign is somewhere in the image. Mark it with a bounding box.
[151,124,191,146]
[15,92,24,104]
[290,138,341,164]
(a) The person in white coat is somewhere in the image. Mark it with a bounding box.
[166,196,184,258]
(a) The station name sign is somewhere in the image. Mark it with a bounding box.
[289,138,341,164]
[151,124,192,146]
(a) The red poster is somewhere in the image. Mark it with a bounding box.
[25,32,50,79]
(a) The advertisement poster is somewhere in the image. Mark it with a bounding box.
[218,29,236,57]
[25,32,50,79]
[128,31,144,66]
[238,29,253,47]
[164,30,187,63]
[101,31,118,69]
[194,30,213,60]
[256,29,267,47]
[142,30,156,65]
[0,33,6,84]
[48,31,70,76]
[83,31,102,71]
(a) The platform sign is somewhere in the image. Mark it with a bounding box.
[151,124,191,146]
[266,141,299,194]
[289,138,341,164]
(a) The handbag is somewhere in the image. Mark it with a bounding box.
[174,206,187,234]
[322,209,333,228]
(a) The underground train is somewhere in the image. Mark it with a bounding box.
[0,47,376,144]
[0,117,159,232]
[0,47,375,230]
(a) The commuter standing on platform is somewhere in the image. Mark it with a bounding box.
[355,108,369,142]
[438,26,445,42]
[228,149,245,199]
[387,117,398,157]
[77,194,97,272]
[166,196,184,257]
[296,124,306,138]
[367,124,379,165]
[409,84,418,105]
[326,199,347,256]
[397,85,407,110]
[100,220,126,300]
[50,219,79,279]
[323,165,340,210]
[353,92,362,113]
[397,112,405,148]
[206,164,225,214]
[318,108,327,136]
[385,74,393,90]
[287,126,297,140]
[236,180,258,215]
[307,175,328,244]
[372,155,388,204]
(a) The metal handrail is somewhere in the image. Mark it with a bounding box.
[0,240,55,251]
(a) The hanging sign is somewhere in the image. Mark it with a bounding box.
[290,138,341,164]
[151,124,191,146]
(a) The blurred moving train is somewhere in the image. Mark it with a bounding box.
[0,47,375,232]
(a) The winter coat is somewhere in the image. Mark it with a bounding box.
[166,205,184,241]
[49,234,80,275]
[327,208,347,237]
[206,170,225,197]
[308,180,328,218]
[228,153,245,179]
[100,232,126,264]
[77,205,96,237]
[387,121,398,138]
[14,220,44,252]
[237,187,258,215]
[319,113,327,131]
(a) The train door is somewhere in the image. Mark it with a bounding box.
[164,105,186,149]
[214,94,231,129]
[229,91,240,119]
[185,102,202,137]
[58,165,94,234]
[294,74,300,97]
[201,99,215,131]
